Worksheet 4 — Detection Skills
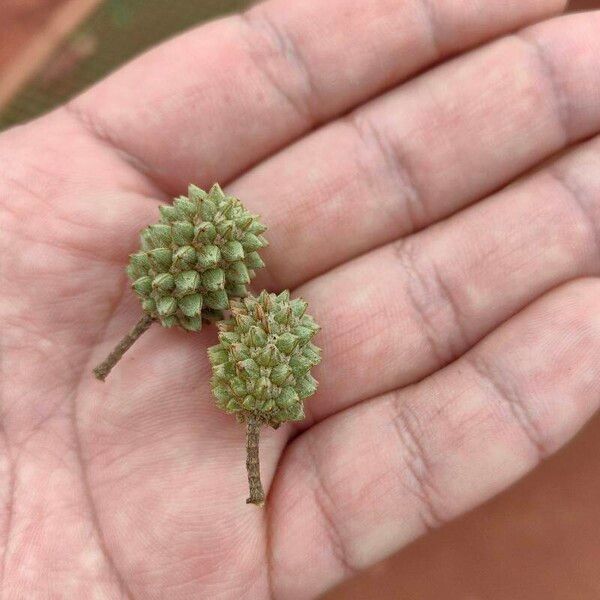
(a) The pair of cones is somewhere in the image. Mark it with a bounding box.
[92,183,321,505]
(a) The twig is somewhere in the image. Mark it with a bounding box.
[93,314,154,381]
[246,414,265,506]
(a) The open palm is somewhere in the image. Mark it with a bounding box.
[3,1,600,598]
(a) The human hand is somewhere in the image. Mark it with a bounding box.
[2,1,600,598]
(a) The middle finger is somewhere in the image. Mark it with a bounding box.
[232,12,600,291]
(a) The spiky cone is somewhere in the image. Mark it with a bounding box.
[92,183,268,381]
[208,290,321,505]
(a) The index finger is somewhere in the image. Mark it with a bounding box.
[68,0,566,192]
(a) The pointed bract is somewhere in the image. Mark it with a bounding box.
[178,293,203,317]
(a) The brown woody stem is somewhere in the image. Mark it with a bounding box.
[246,414,265,506]
[92,314,154,381]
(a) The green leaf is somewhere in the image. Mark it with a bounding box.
[141,298,156,313]
[149,224,172,247]
[245,251,265,269]
[196,245,220,269]
[132,276,152,296]
[218,332,239,348]
[303,344,322,366]
[233,313,253,333]
[231,377,247,396]
[221,240,245,262]
[290,298,307,318]
[200,198,217,221]
[159,205,178,223]
[175,270,200,295]
[148,248,173,270]
[174,196,197,219]
[157,296,177,316]
[213,361,236,380]
[160,315,177,328]
[216,220,234,238]
[230,343,250,361]
[173,245,197,267]
[140,228,154,251]
[178,293,203,317]
[225,399,240,412]
[249,326,268,348]
[297,374,318,399]
[128,252,151,277]
[208,183,225,201]
[261,398,275,412]
[188,184,207,202]
[236,358,260,379]
[276,332,299,355]
[223,199,239,219]
[152,273,175,292]
[213,385,230,403]
[300,315,320,332]
[171,221,194,245]
[247,219,267,235]
[227,262,250,285]
[243,395,256,409]
[236,214,253,230]
[208,345,229,365]
[226,284,248,298]
[254,376,271,399]
[204,289,229,310]
[201,268,225,291]
[278,386,300,408]
[285,402,305,421]
[289,354,312,376]
[194,221,217,244]
[181,316,202,331]
[270,364,292,386]
[257,344,277,367]
[293,326,314,342]
[241,233,264,252]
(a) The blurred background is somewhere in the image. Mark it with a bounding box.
[1,1,599,598]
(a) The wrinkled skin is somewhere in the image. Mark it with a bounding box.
[2,1,600,598]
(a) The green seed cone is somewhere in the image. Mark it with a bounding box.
[208,290,321,428]
[127,183,268,330]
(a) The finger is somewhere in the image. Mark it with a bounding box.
[295,131,600,425]
[231,11,600,290]
[270,278,600,599]
[68,0,566,192]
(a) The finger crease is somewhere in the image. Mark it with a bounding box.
[63,103,167,197]
[240,10,319,128]
[395,238,465,364]
[514,32,571,145]
[347,111,426,233]
[465,353,548,459]
[391,398,445,531]
[430,258,470,347]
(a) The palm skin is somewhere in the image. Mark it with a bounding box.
[3,1,600,598]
